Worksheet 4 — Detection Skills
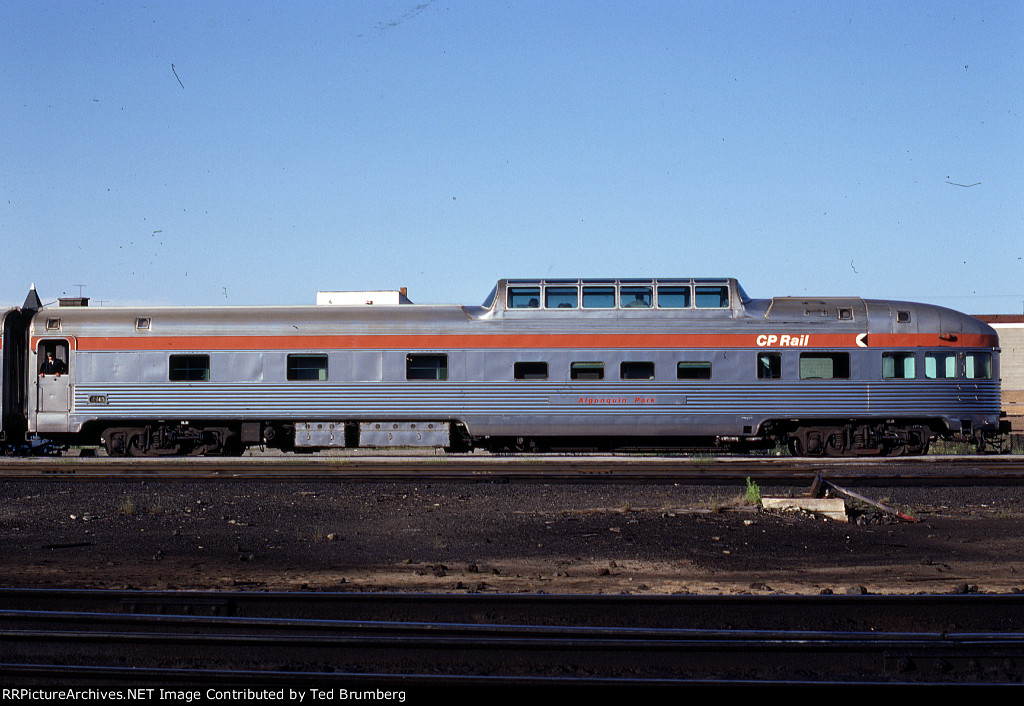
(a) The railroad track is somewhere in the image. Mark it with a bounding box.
[2,590,1024,685]
[1,453,1024,485]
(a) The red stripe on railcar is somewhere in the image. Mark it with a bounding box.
[31,332,999,352]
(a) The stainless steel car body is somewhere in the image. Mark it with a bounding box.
[22,278,1001,453]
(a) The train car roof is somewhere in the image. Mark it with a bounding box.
[19,279,996,341]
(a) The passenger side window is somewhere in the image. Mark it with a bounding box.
[882,352,916,379]
[571,362,604,380]
[757,352,781,379]
[407,354,448,380]
[965,352,991,380]
[514,362,548,380]
[544,287,578,309]
[925,352,957,379]
[677,361,711,379]
[620,286,652,308]
[287,354,328,381]
[169,354,210,381]
[507,287,540,309]
[620,361,654,379]
[799,352,850,379]
[582,287,615,309]
[695,286,729,308]
[657,286,691,308]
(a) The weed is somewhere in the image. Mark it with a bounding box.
[929,439,979,455]
[298,527,330,543]
[118,495,135,516]
[744,477,762,506]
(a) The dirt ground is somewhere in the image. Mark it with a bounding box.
[3,479,1024,595]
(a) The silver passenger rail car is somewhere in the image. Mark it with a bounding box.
[12,277,1004,457]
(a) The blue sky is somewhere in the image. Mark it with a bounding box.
[2,1,1021,313]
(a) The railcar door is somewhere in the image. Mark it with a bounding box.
[35,338,73,432]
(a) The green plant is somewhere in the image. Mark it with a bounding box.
[119,495,136,516]
[928,439,979,455]
[744,477,761,506]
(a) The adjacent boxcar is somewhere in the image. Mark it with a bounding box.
[17,278,1001,456]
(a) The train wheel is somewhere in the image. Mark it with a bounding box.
[103,430,126,457]
[787,437,804,457]
[127,432,148,457]
[789,428,824,456]
[896,426,930,456]
[823,432,848,457]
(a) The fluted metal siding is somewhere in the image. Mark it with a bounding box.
[71,379,1001,436]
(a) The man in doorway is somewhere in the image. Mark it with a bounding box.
[39,352,67,376]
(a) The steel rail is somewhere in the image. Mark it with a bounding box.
[3,608,1024,684]
[8,608,1024,644]
[4,591,1024,684]
[0,662,956,688]
[6,589,1024,631]
[1,454,1023,485]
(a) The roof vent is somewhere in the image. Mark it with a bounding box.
[315,289,412,306]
